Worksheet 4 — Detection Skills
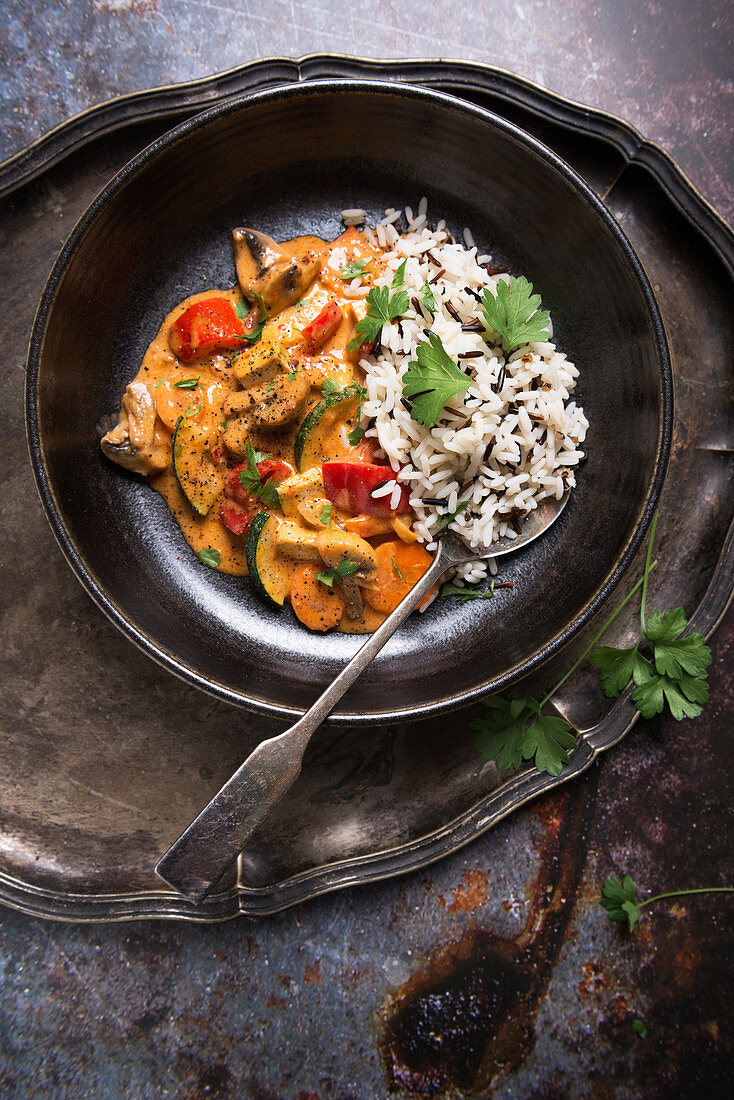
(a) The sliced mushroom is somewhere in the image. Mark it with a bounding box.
[232,228,322,314]
[275,522,321,562]
[314,530,378,585]
[333,575,364,620]
[222,414,251,458]
[297,497,337,530]
[100,382,168,475]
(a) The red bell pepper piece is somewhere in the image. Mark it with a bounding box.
[301,300,343,352]
[321,462,411,517]
[169,298,246,362]
[219,457,294,536]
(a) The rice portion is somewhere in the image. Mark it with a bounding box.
[358,206,588,583]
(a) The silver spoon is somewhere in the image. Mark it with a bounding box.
[155,493,568,902]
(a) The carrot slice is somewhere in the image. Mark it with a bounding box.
[155,375,228,431]
[290,563,345,632]
[364,539,434,615]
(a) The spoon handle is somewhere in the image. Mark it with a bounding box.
[155,543,451,902]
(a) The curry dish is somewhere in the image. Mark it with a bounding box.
[101,225,433,633]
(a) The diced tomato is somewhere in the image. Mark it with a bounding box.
[301,300,343,352]
[218,497,255,537]
[169,298,246,362]
[219,457,295,536]
[255,458,295,484]
[322,462,411,517]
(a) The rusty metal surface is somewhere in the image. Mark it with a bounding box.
[1,4,733,1099]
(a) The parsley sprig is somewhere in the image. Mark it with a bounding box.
[420,281,437,314]
[316,559,358,588]
[441,580,495,603]
[340,258,370,282]
[472,530,659,776]
[172,376,200,390]
[590,512,712,719]
[481,276,551,352]
[402,333,471,427]
[238,441,282,509]
[601,875,734,933]
[472,508,714,777]
[347,285,409,351]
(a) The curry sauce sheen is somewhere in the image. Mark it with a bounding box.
[101,225,434,633]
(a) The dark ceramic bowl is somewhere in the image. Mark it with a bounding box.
[26,80,672,724]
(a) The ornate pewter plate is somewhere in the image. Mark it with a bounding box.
[1,60,730,920]
[26,79,670,725]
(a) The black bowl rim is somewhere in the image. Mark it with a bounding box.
[25,78,673,725]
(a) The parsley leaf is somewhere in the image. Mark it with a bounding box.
[420,281,437,314]
[321,378,342,398]
[601,876,641,931]
[481,276,551,352]
[183,402,202,418]
[600,875,733,934]
[172,376,200,390]
[320,502,332,529]
[237,441,282,509]
[645,608,712,678]
[198,547,221,569]
[347,285,409,351]
[316,559,358,587]
[441,580,495,603]
[391,260,406,287]
[234,298,249,320]
[632,1020,647,1039]
[471,696,576,777]
[632,673,709,721]
[590,646,653,697]
[471,697,532,771]
[402,333,471,427]
[393,559,403,579]
[340,258,369,282]
[437,500,470,531]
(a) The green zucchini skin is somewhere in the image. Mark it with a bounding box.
[171,415,222,516]
[245,511,291,608]
[293,388,359,471]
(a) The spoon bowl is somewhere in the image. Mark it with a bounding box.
[155,491,571,902]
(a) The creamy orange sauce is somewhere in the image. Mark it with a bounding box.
[109,226,419,632]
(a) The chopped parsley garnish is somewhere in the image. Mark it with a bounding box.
[316,559,358,587]
[234,296,267,346]
[183,402,202,418]
[172,376,200,390]
[198,547,221,568]
[441,580,495,603]
[402,333,471,427]
[391,260,406,287]
[340,258,369,282]
[320,502,332,529]
[480,276,551,352]
[420,281,437,314]
[632,1020,647,1040]
[238,441,282,509]
[436,499,470,531]
[321,378,342,397]
[347,285,409,351]
[393,559,403,579]
[287,367,297,381]
[347,382,368,445]
[600,874,734,934]
[266,380,276,392]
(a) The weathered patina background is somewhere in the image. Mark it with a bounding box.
[1,1,732,1097]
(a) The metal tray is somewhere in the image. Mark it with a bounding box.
[1,58,731,921]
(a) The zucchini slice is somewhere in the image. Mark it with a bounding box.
[172,416,223,516]
[245,511,293,608]
[293,388,359,471]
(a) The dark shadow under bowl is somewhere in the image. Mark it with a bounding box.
[26,80,672,723]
